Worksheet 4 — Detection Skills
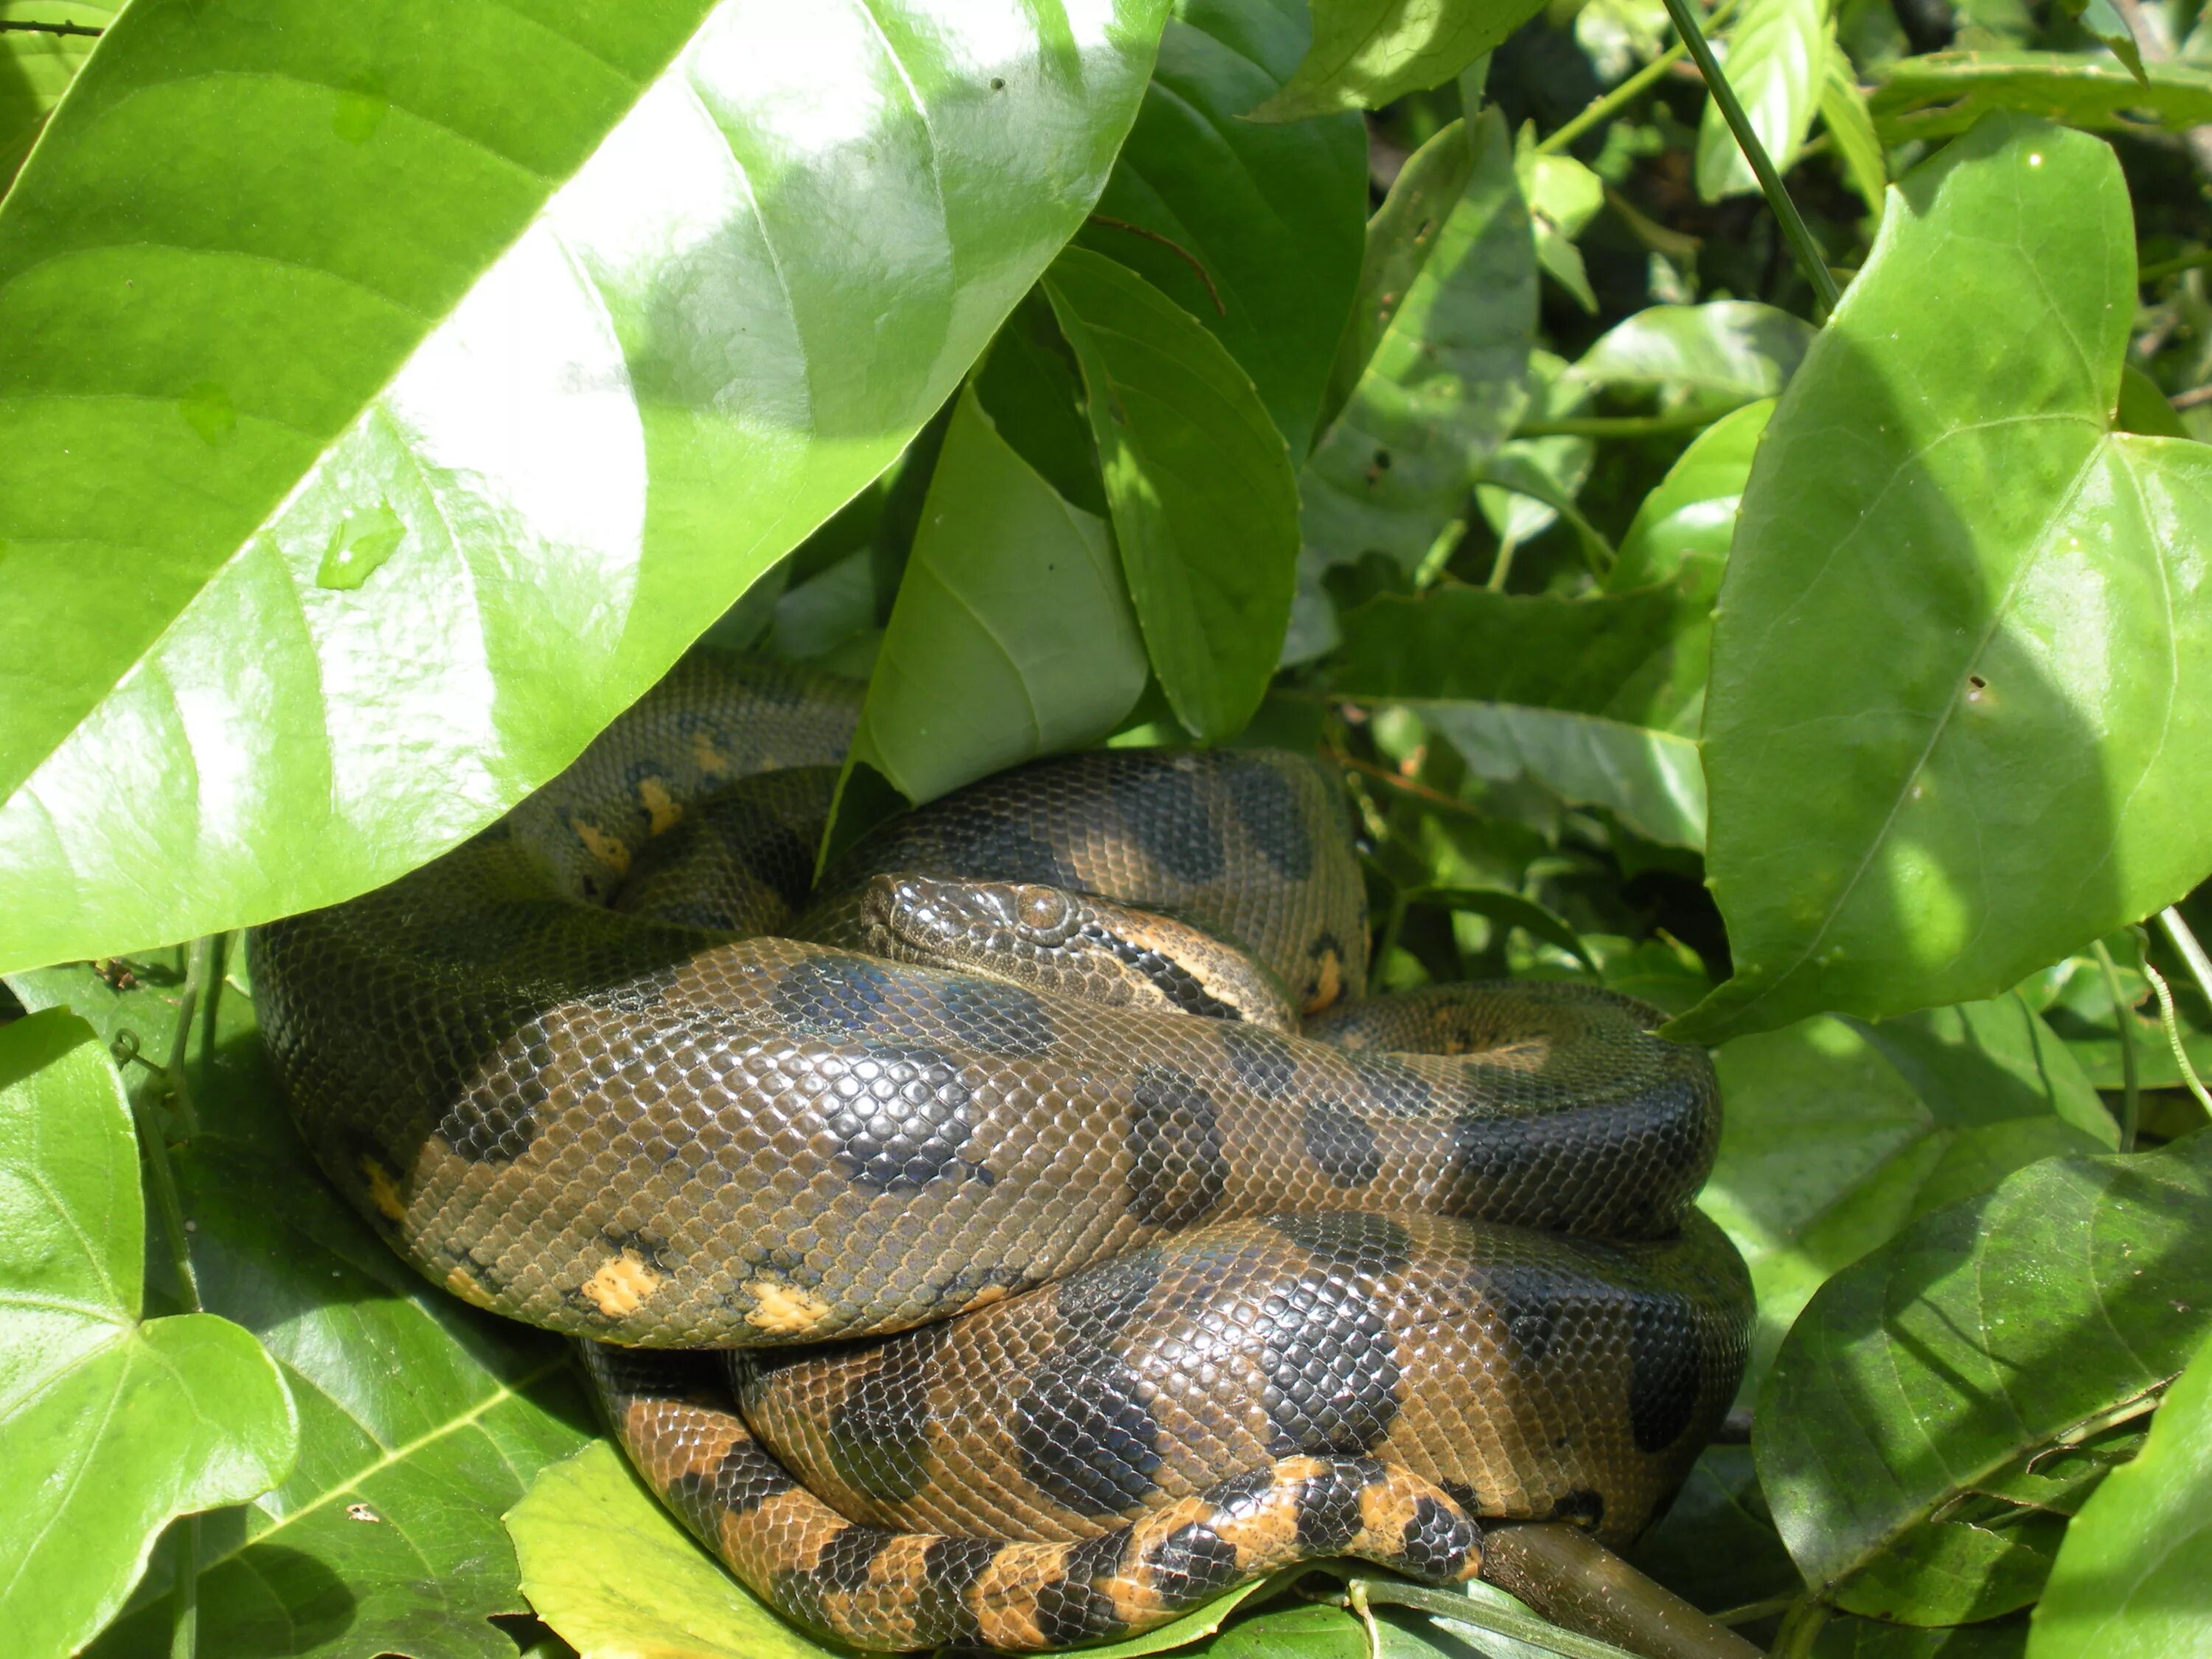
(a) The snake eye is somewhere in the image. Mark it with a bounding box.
[1015,886,1074,937]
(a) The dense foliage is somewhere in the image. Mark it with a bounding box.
[4,0,2211,1655]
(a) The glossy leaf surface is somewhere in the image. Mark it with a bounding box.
[1246,0,1543,120]
[1046,246,1299,740]
[0,0,1169,974]
[1757,1131,2212,1619]
[1679,116,2212,1043]
[7,961,594,1659]
[1696,0,1825,199]
[1304,109,1536,574]
[1872,50,2212,143]
[1077,0,1368,456]
[0,1007,296,1659]
[2028,1328,2212,1658]
[845,384,1147,808]
[1571,302,1814,411]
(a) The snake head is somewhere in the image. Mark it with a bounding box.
[861,874,1084,963]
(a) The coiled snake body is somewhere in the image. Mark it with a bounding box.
[250,655,1751,1653]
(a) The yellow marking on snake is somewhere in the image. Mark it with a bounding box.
[359,1156,407,1222]
[743,1276,833,1335]
[581,1249,663,1318]
[638,777,683,835]
[1309,949,1342,1013]
[690,731,731,776]
[571,818,631,875]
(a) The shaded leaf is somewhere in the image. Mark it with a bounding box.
[1077,0,1370,456]
[1677,116,2212,1043]
[1812,1615,2030,1657]
[0,1006,296,1659]
[841,384,1147,814]
[1704,994,2116,1399]
[1414,886,1596,970]
[1756,1132,2212,1619]
[1514,126,1603,312]
[2028,1327,2212,1658]
[1304,108,1537,575]
[1246,0,1545,121]
[1045,246,1300,741]
[1696,0,1826,201]
[7,961,596,1659]
[1571,302,1815,411]
[1819,36,1889,218]
[1625,1446,1801,1613]
[1416,700,1708,847]
[0,0,1171,974]
[1870,49,2212,143]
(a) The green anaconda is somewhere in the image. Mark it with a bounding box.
[248,653,1752,1654]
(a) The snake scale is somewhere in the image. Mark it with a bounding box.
[249,653,1752,1653]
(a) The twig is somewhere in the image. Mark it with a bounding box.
[1660,0,1841,313]
[1324,745,1489,821]
[161,936,215,1140]
[1537,0,1745,157]
[2139,247,2212,283]
[1084,215,1225,315]
[1517,409,1721,439]
[2170,382,2212,409]
[0,18,102,33]
[2090,936,2140,1152]
[2140,956,2212,1116]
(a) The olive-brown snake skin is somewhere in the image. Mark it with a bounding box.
[249,653,1751,1652]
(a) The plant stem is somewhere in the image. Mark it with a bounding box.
[2157,905,2212,1010]
[2091,937,2140,1152]
[170,1517,199,1659]
[2140,247,2212,282]
[1486,527,1522,590]
[1660,0,1842,312]
[162,936,215,1139]
[1769,1597,1829,1659]
[0,18,102,33]
[2141,957,2212,1116]
[1517,410,1719,439]
[1537,44,1691,156]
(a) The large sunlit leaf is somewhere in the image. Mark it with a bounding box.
[1695,0,1825,200]
[1871,50,2212,145]
[1675,116,2212,1044]
[0,1,112,193]
[1075,0,1369,456]
[1702,993,2115,1399]
[0,1006,296,1659]
[1045,246,1299,741]
[1303,108,1536,575]
[841,382,1148,813]
[2028,1327,2212,1659]
[1245,0,1546,121]
[1758,1132,2212,1623]
[8,960,595,1659]
[0,0,1171,975]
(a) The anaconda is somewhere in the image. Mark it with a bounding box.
[249,652,1751,1652]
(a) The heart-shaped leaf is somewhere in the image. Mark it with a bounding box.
[0,0,1171,975]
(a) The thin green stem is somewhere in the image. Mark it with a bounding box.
[1660,0,1841,312]
[1770,1597,1830,1659]
[2091,937,2140,1152]
[1537,44,1690,156]
[170,1517,199,1659]
[2141,958,2212,1116]
[1517,410,1720,439]
[162,936,215,1140]
[1486,527,1522,591]
[131,1085,202,1314]
[2139,246,2212,282]
[2157,906,2212,1010]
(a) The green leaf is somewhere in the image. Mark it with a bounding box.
[1210,1602,1365,1655]
[1044,245,1300,741]
[1870,51,2212,144]
[2028,1327,2212,1658]
[0,1,112,194]
[1812,1617,2030,1658]
[1571,302,1815,411]
[8,960,596,1659]
[1695,0,1826,201]
[1625,1446,1803,1613]
[1076,0,1370,456]
[1416,700,1708,847]
[1756,1131,2212,1620]
[1703,993,2115,1400]
[2117,362,2188,439]
[1304,108,1537,574]
[1515,125,1604,313]
[1413,886,1596,970]
[2071,0,2148,83]
[1819,35,1889,218]
[0,0,1171,975]
[1245,0,1546,121]
[0,1006,296,1659]
[1677,116,2212,1044]
[507,1441,846,1659]
[842,383,1148,810]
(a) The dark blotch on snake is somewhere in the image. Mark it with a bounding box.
[1292,1460,1368,1553]
[808,1526,898,1595]
[824,1323,946,1503]
[1034,1528,1136,1646]
[1147,1522,1240,1605]
[772,956,896,1035]
[1550,1488,1607,1528]
[1219,1023,1299,1096]
[1109,763,1223,885]
[666,1440,798,1530]
[1628,1292,1703,1453]
[1013,1346,1164,1517]
[1467,1260,1565,1366]
[815,1040,989,1194]
[1255,1269,1402,1457]
[1268,1211,1413,1276]
[918,1537,996,1644]
[1057,1248,1166,1338]
[932,973,1057,1058]
[1300,1101,1382,1188]
[1399,1493,1478,1578]
[1124,1066,1229,1229]
[434,1072,544,1166]
[1221,757,1312,882]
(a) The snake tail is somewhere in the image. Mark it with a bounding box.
[582,1343,1481,1653]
